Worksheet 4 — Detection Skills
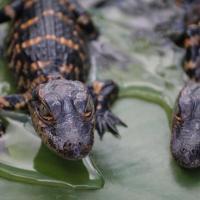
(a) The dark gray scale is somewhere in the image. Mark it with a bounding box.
[7,0,90,92]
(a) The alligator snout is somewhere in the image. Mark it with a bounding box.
[63,140,92,160]
[171,81,200,168]
[171,133,200,168]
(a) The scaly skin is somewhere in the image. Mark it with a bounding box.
[171,1,200,168]
[172,82,200,168]
[0,0,127,160]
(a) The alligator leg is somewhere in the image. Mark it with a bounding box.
[0,93,29,135]
[0,0,23,23]
[65,0,99,40]
[88,80,127,138]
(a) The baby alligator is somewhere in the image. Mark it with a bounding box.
[171,0,200,168]
[0,0,126,160]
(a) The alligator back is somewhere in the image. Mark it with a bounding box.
[6,0,90,92]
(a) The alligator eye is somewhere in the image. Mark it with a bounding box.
[38,103,54,121]
[83,97,94,118]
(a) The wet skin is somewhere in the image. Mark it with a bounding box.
[172,82,200,168]
[0,0,126,160]
[29,79,95,160]
[170,1,200,168]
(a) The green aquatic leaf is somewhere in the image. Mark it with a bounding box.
[119,83,173,122]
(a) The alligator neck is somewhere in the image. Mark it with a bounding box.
[29,73,64,92]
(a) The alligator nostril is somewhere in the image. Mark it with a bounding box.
[63,141,73,150]
[62,140,92,160]
[63,141,82,151]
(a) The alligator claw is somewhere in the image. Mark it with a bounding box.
[96,109,127,139]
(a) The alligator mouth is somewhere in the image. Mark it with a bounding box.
[171,129,200,169]
[171,147,200,169]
